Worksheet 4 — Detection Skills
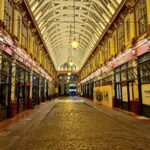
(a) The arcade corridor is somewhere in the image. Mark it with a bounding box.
[0,98,150,150]
[0,0,150,149]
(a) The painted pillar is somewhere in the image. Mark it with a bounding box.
[9,58,17,118]
[13,7,18,37]
[100,50,103,65]
[0,0,4,21]
[29,70,33,108]
[146,0,150,27]
[30,35,34,55]
[129,8,135,43]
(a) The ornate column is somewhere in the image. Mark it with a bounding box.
[13,6,18,37]
[100,49,103,66]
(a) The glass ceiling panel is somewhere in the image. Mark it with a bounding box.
[27,0,123,71]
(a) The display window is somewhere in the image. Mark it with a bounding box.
[0,53,12,108]
[15,62,30,113]
[4,0,13,32]
[135,0,147,36]
[139,61,150,83]
[114,63,132,110]
[138,53,150,117]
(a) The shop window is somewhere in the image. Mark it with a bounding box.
[121,64,127,81]
[126,18,130,42]
[0,53,11,107]
[136,0,147,35]
[128,67,135,81]
[121,70,127,81]
[140,61,150,83]
[22,22,27,49]
[115,73,121,82]
[4,0,12,32]
[118,22,125,51]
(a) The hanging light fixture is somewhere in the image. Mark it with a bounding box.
[71,0,79,49]
[68,72,71,76]
[71,38,79,49]
[69,60,73,66]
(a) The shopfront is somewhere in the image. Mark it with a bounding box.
[32,73,40,106]
[0,52,12,120]
[115,64,130,110]
[114,61,140,113]
[101,71,113,107]
[15,61,30,113]
[138,52,150,117]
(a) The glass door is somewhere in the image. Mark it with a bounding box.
[115,68,122,108]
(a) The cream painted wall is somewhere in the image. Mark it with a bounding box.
[93,85,113,107]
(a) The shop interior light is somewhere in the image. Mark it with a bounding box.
[68,72,71,76]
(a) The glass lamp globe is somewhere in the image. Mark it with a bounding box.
[69,61,73,66]
[71,39,79,49]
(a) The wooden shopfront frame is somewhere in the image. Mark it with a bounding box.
[15,61,30,113]
[114,61,139,112]
[138,52,150,117]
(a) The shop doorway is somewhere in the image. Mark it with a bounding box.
[115,83,122,108]
[32,74,40,107]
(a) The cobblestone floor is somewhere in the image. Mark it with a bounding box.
[0,98,150,150]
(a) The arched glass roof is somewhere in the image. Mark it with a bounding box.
[27,0,123,71]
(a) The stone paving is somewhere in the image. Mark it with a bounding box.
[0,98,150,150]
